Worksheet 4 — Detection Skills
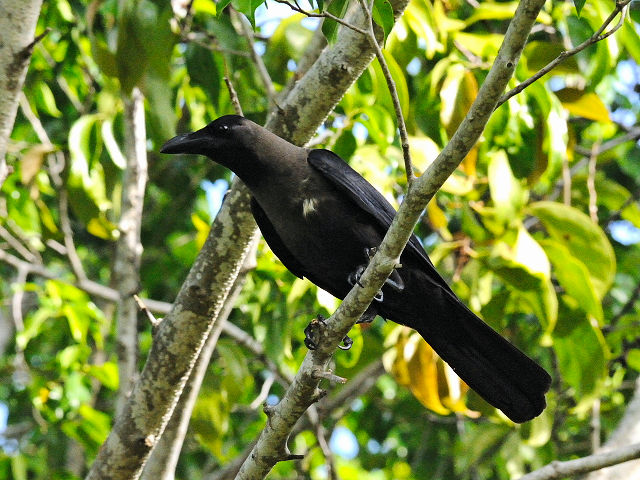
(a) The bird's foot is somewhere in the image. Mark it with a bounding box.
[348,266,384,302]
[356,307,377,325]
[304,315,326,350]
[304,315,353,351]
[347,247,405,302]
[338,335,353,350]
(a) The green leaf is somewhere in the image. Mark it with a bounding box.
[523,42,580,74]
[621,20,640,65]
[57,345,91,369]
[287,277,313,308]
[529,201,616,298]
[63,304,89,343]
[86,362,119,390]
[487,236,557,330]
[372,0,395,44]
[193,0,218,15]
[90,37,118,77]
[116,1,149,93]
[34,83,62,118]
[67,114,111,223]
[464,2,552,26]
[488,150,527,224]
[217,340,252,400]
[403,0,443,58]
[321,0,349,43]
[64,371,92,407]
[541,240,604,323]
[573,0,586,16]
[231,0,264,27]
[553,296,607,400]
[627,349,640,372]
[216,0,232,14]
[101,119,126,169]
[366,51,410,127]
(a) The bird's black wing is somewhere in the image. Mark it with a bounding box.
[250,197,307,279]
[307,149,453,292]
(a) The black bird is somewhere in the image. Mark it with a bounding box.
[161,115,551,423]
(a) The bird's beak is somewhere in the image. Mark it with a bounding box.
[160,129,209,155]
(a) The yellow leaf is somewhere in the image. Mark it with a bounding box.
[191,213,211,249]
[440,64,478,138]
[21,144,55,185]
[555,88,611,123]
[427,199,448,230]
[384,328,479,418]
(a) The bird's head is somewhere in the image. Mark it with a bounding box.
[160,115,257,167]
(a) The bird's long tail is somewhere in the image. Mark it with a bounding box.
[381,269,551,423]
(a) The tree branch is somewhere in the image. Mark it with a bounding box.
[0,0,45,187]
[498,0,631,107]
[112,87,148,415]
[356,0,414,182]
[518,442,640,480]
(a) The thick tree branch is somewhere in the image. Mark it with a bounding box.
[518,442,640,480]
[113,87,148,415]
[85,179,258,479]
[140,235,259,480]
[0,0,44,187]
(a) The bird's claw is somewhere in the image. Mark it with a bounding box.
[347,256,384,302]
[304,316,353,351]
[338,335,353,350]
[304,315,326,350]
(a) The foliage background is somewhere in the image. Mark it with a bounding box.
[1,0,640,478]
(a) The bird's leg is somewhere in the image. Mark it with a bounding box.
[304,315,326,350]
[348,247,405,302]
[356,306,377,324]
[304,315,353,351]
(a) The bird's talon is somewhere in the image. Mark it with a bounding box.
[304,315,326,351]
[338,335,353,350]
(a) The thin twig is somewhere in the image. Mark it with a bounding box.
[18,91,87,279]
[250,373,276,410]
[356,0,414,183]
[562,156,571,205]
[230,7,278,105]
[587,141,600,222]
[274,0,369,36]
[315,423,338,480]
[133,294,161,328]
[224,75,244,116]
[0,224,37,263]
[498,0,631,107]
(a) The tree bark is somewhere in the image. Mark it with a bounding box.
[139,237,259,480]
[113,87,148,416]
[0,0,44,186]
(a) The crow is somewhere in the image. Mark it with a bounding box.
[161,114,551,423]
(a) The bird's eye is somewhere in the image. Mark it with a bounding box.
[217,124,230,135]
